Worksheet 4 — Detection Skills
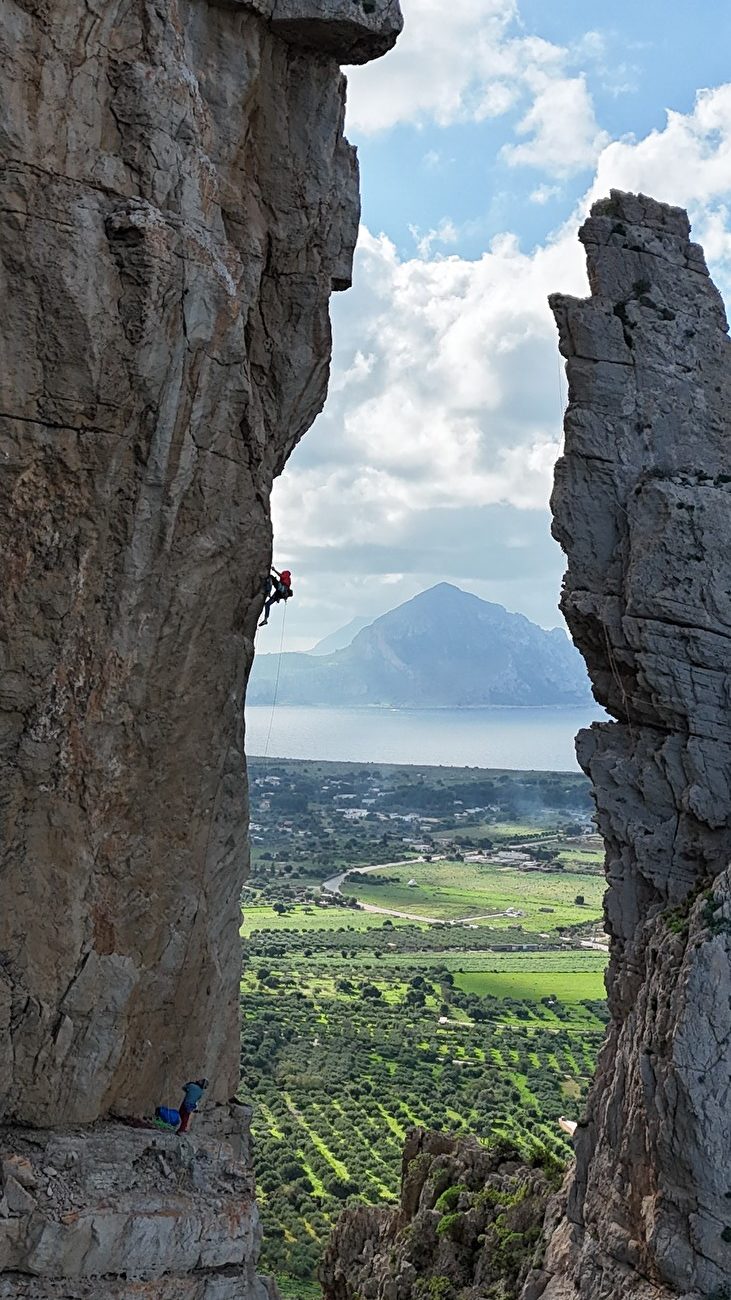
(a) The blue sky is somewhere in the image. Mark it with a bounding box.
[268,0,731,650]
[354,0,731,260]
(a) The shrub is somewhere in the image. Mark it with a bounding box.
[413,1278,454,1300]
[436,1212,463,1238]
[434,1184,466,1214]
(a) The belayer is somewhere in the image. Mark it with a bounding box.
[178,1078,209,1133]
[259,566,293,627]
[151,1076,209,1134]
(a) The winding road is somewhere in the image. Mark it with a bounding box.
[321,850,609,951]
[322,858,514,926]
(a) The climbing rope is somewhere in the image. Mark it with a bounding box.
[263,600,288,758]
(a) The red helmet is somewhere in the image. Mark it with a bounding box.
[280,570,291,584]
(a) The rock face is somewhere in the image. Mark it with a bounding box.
[322,1130,554,1300]
[0,1108,277,1298]
[0,0,400,1293]
[522,192,731,1298]
[0,0,400,1125]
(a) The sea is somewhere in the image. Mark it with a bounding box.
[245,704,608,772]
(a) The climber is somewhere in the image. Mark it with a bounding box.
[178,1078,209,1133]
[259,566,293,627]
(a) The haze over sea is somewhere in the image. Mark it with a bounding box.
[245,704,607,771]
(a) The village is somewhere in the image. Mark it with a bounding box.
[246,758,602,924]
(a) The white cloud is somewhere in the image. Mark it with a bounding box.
[571,30,606,62]
[273,223,587,570]
[345,0,604,180]
[568,29,640,97]
[502,75,609,176]
[409,217,459,257]
[272,79,731,645]
[346,0,519,133]
[530,183,561,205]
[588,85,731,209]
[344,3,611,196]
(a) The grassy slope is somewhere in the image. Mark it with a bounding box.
[241,906,418,935]
[454,969,606,1001]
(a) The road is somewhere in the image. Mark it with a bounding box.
[322,858,513,926]
[322,860,425,895]
[320,847,608,949]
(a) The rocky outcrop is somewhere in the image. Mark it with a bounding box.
[0,1107,278,1298]
[521,192,731,1298]
[322,1130,555,1300]
[0,0,400,1293]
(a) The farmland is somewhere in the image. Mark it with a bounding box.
[241,758,608,1294]
[452,967,605,1002]
[345,858,605,928]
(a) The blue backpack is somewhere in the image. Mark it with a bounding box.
[155,1106,180,1127]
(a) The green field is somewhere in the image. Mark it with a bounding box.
[454,968,606,1002]
[277,1280,322,1300]
[347,859,604,929]
[242,943,608,1283]
[289,949,602,971]
[241,905,418,935]
[242,758,606,1293]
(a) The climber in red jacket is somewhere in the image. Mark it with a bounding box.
[259,567,293,627]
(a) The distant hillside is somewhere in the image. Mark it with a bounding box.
[248,583,592,708]
[308,616,371,655]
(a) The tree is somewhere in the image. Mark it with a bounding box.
[361,983,382,1000]
[272,902,287,915]
[574,894,585,906]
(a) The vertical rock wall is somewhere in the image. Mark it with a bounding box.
[0,0,400,1128]
[1,1,401,1294]
[524,192,731,1299]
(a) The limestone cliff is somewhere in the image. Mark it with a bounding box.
[322,1130,555,1300]
[522,192,731,1299]
[0,0,400,1293]
[0,1106,272,1299]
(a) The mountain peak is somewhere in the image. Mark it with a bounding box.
[249,582,591,708]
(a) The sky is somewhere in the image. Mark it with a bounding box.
[268,0,731,652]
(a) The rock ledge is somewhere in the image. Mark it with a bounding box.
[0,1109,277,1299]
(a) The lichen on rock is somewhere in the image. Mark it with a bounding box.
[521,191,731,1300]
